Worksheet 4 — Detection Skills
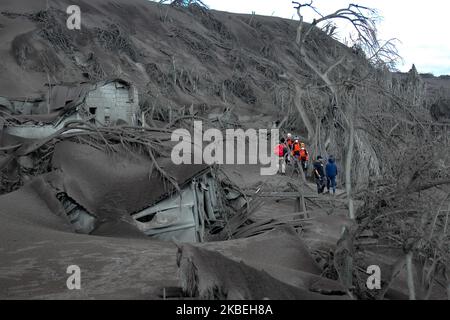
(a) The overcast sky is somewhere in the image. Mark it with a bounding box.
[195,0,449,76]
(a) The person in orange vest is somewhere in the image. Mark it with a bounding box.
[292,139,299,154]
[274,138,288,175]
[285,133,294,165]
[299,142,309,172]
[291,139,302,172]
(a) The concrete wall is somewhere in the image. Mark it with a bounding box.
[4,81,140,139]
[10,101,40,115]
[84,82,139,126]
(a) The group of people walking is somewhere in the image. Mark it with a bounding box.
[275,133,309,174]
[312,155,337,195]
[275,133,338,195]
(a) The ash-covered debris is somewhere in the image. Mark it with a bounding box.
[0,0,449,301]
[1,78,139,139]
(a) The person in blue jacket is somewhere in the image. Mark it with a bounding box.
[325,156,338,195]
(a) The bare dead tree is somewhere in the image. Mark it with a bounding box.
[290,1,401,219]
[294,2,401,67]
[286,1,449,299]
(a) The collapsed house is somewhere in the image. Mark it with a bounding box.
[0,78,237,242]
[1,79,139,139]
[52,141,226,242]
[10,140,228,242]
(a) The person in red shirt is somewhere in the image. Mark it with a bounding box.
[274,138,288,175]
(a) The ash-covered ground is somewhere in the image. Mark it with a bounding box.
[0,0,449,300]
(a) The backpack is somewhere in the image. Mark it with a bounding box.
[275,144,285,157]
[293,143,301,156]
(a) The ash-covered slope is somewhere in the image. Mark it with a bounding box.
[1,0,443,187]
[0,0,358,125]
